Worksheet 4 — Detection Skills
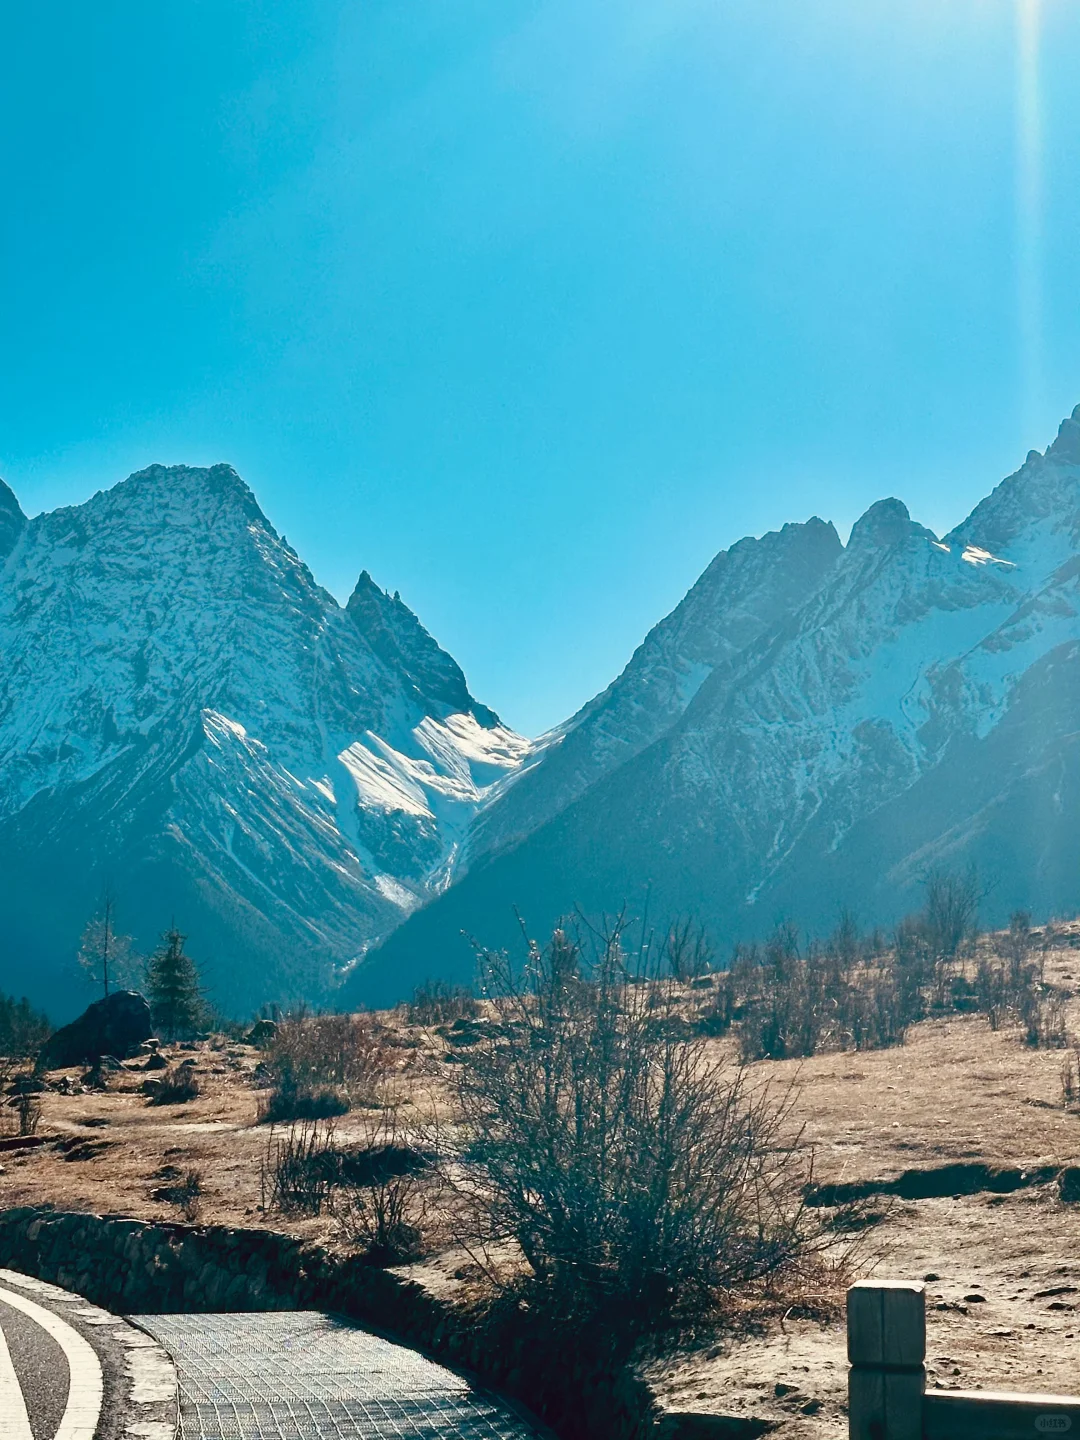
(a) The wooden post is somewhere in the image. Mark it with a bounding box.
[847,1281,926,1440]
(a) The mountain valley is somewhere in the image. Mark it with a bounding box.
[3,409,1080,1016]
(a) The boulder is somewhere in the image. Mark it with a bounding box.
[245,1018,277,1046]
[1059,1166,1080,1204]
[40,991,153,1069]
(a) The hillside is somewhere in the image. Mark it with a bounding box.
[3,922,1080,1437]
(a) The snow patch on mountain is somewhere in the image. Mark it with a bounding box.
[0,462,530,1012]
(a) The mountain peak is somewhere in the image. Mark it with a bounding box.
[1047,404,1080,466]
[948,402,1080,554]
[114,462,266,522]
[0,479,26,561]
[347,571,498,727]
[847,497,913,552]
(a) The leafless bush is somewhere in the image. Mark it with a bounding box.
[257,1080,349,1123]
[260,1121,340,1215]
[922,867,980,964]
[1005,910,1035,981]
[15,1089,41,1136]
[1022,986,1068,1049]
[0,994,50,1062]
[330,1108,435,1264]
[407,980,480,1027]
[889,868,982,1014]
[148,1065,201,1105]
[260,1111,437,1258]
[702,885,1064,1062]
[975,956,1010,1031]
[259,1010,391,1120]
[664,918,714,981]
[444,922,832,1337]
[694,971,734,1036]
[153,1167,204,1222]
[730,920,907,1061]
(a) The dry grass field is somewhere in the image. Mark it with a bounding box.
[3,923,1080,1436]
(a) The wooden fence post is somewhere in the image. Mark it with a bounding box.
[847,1280,926,1440]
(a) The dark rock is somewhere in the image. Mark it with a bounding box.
[245,1019,278,1046]
[143,1052,169,1071]
[1059,1166,1080,1203]
[41,992,152,1068]
[660,1415,775,1439]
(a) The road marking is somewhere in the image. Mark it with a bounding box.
[0,1284,103,1440]
[0,1311,35,1440]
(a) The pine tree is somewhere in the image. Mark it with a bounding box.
[146,926,204,1040]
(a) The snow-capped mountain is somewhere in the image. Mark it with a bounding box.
[0,463,528,1015]
[465,516,842,865]
[353,406,1080,1005]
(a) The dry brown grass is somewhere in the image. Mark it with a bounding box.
[2,921,1080,1435]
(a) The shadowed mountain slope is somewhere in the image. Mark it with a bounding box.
[350,407,1080,1006]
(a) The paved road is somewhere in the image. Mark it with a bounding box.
[0,1277,103,1440]
[136,1311,544,1440]
[0,1269,541,1440]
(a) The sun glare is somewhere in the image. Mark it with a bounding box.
[1016,0,1044,437]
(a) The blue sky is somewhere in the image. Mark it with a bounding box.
[2,1,1079,736]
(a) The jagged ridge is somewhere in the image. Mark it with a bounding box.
[352,406,1080,1006]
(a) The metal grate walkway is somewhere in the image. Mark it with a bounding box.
[135,1311,543,1440]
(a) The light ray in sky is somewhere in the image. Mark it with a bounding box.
[1016,0,1045,439]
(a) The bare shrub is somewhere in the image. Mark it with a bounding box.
[445,923,832,1338]
[664,918,714,981]
[694,970,734,1036]
[1,1073,43,1137]
[330,1108,435,1265]
[975,955,1011,1031]
[922,867,980,963]
[260,1121,339,1215]
[731,920,907,1061]
[1005,910,1035,982]
[407,980,479,1027]
[15,1085,42,1137]
[153,1167,204,1222]
[1022,986,1068,1049]
[257,1081,349,1123]
[148,1065,201,1105]
[260,1112,436,1257]
[1061,1050,1080,1111]
[259,1010,391,1121]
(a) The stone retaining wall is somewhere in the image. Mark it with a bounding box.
[0,1208,655,1440]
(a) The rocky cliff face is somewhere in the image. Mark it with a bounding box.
[0,463,527,1015]
[354,407,1080,1006]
